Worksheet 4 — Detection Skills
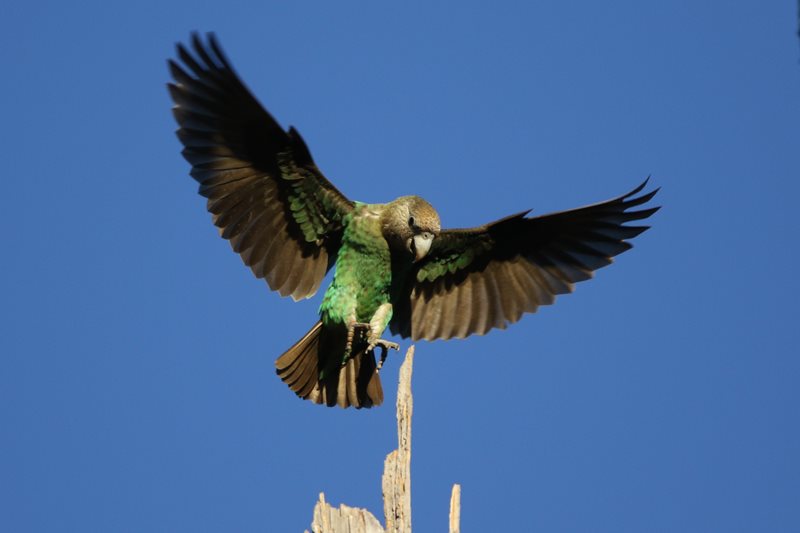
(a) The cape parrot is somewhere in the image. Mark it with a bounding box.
[168,34,660,409]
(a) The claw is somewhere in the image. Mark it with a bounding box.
[342,322,371,366]
[342,320,398,368]
[368,338,399,353]
[376,347,389,370]
[368,338,400,371]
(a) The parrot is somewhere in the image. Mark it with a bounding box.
[168,33,659,409]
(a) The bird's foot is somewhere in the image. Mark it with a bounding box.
[368,338,400,354]
[342,322,372,366]
[368,338,400,370]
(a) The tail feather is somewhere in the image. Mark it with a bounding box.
[275,321,383,409]
[275,322,321,391]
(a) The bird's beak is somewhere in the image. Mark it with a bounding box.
[412,233,433,262]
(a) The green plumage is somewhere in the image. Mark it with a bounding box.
[320,204,393,326]
[170,33,660,409]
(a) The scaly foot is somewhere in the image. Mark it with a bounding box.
[368,338,399,354]
[368,338,400,370]
[342,322,371,366]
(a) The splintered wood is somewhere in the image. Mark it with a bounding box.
[449,484,461,533]
[308,493,384,533]
[382,346,414,533]
[306,346,461,533]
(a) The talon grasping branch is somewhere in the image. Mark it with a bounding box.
[169,33,660,409]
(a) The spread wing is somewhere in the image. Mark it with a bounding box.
[168,33,354,300]
[390,180,659,341]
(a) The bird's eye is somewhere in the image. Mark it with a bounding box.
[408,216,415,227]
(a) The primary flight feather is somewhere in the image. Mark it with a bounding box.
[168,33,660,409]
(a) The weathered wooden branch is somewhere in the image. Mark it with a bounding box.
[382,345,414,533]
[449,484,461,533]
[306,346,460,533]
[308,493,383,533]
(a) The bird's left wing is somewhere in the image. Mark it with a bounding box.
[390,180,659,341]
[168,33,354,300]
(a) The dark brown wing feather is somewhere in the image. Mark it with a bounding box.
[168,33,353,300]
[390,180,659,341]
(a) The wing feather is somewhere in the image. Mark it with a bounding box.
[169,33,353,300]
[392,180,659,341]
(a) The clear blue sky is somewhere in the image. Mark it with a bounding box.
[3,1,799,531]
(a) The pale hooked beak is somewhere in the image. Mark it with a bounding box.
[412,233,434,262]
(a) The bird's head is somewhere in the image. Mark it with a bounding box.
[382,196,441,262]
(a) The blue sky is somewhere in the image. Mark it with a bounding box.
[2,1,799,531]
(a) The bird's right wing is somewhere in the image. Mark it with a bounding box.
[390,180,659,340]
[168,33,354,300]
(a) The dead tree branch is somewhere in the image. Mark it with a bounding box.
[306,346,460,533]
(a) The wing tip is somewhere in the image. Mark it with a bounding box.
[624,176,659,200]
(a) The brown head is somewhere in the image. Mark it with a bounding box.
[381,196,441,262]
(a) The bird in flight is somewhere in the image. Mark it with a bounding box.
[168,33,659,409]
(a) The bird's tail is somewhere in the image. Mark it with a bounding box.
[275,321,383,408]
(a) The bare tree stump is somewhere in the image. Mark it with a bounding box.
[305,346,460,533]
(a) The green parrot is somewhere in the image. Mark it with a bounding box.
[168,34,659,409]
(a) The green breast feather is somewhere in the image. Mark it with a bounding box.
[320,204,394,324]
